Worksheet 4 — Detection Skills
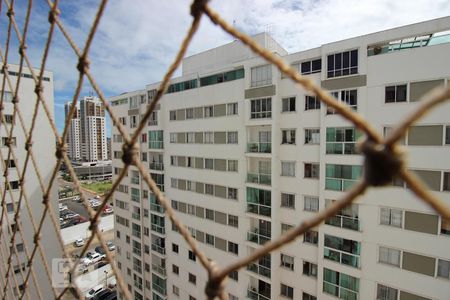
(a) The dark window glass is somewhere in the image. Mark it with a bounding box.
[385,86,396,103]
[301,62,311,74]
[350,50,358,67]
[311,59,321,73]
[342,52,349,68]
[396,85,407,102]
[327,55,334,73]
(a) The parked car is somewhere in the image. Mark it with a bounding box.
[92,289,112,300]
[106,241,115,251]
[77,264,88,275]
[99,290,117,300]
[87,252,105,265]
[64,212,79,220]
[102,205,113,215]
[73,195,81,202]
[59,203,68,212]
[95,246,105,255]
[107,277,117,289]
[85,285,105,299]
[94,261,108,270]
[74,238,84,247]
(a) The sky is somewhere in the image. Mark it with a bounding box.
[2,0,450,136]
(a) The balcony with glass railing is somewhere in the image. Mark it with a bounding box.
[150,195,165,214]
[130,176,140,185]
[151,243,166,255]
[247,288,270,300]
[324,247,360,268]
[247,173,271,185]
[247,229,271,245]
[152,264,167,277]
[152,282,166,296]
[246,203,271,217]
[246,187,271,217]
[247,262,271,279]
[323,282,358,300]
[325,214,360,231]
[132,212,141,221]
[151,223,165,234]
[149,162,164,171]
[247,142,271,154]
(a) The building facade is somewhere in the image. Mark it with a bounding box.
[0,65,60,298]
[110,17,450,300]
[64,102,81,160]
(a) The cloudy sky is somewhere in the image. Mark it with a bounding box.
[2,0,450,135]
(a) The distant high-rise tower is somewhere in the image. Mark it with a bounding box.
[64,102,81,160]
[79,96,107,162]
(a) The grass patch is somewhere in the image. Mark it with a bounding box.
[81,181,112,195]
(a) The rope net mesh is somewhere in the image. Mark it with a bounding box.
[0,0,449,299]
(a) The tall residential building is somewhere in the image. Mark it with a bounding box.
[0,65,60,298]
[64,102,81,160]
[66,96,107,162]
[110,17,450,300]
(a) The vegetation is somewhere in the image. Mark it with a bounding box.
[81,181,112,195]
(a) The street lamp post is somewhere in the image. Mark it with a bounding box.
[104,270,108,288]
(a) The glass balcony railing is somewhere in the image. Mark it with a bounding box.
[131,177,140,185]
[247,173,271,185]
[325,215,360,231]
[247,288,270,300]
[149,162,164,171]
[132,213,141,221]
[149,141,164,149]
[151,224,165,234]
[325,178,358,191]
[152,283,166,296]
[152,264,167,277]
[247,142,271,153]
[323,282,358,300]
[247,230,271,245]
[150,203,165,214]
[151,243,165,255]
[247,263,271,278]
[324,247,360,268]
[246,203,271,217]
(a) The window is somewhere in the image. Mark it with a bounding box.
[304,196,319,212]
[204,106,214,118]
[281,193,295,209]
[446,126,450,145]
[228,160,238,172]
[280,283,294,299]
[385,84,407,103]
[282,97,296,112]
[250,98,272,119]
[327,49,358,78]
[302,261,317,277]
[324,234,361,268]
[130,115,138,128]
[228,270,239,281]
[443,172,450,191]
[227,103,238,115]
[282,129,296,144]
[228,241,239,255]
[304,163,319,179]
[326,127,361,155]
[204,158,214,170]
[328,89,357,113]
[204,132,214,144]
[323,268,360,299]
[228,188,238,200]
[304,230,318,245]
[301,58,322,75]
[227,131,238,144]
[442,218,450,235]
[149,130,163,149]
[205,234,215,245]
[188,273,196,285]
[1,137,16,147]
[305,95,320,110]
[380,207,403,228]
[251,64,272,87]
[205,209,214,220]
[4,114,14,124]
[228,215,238,228]
[302,292,317,300]
[1,91,13,102]
[172,243,178,253]
[281,161,295,177]
[281,223,293,234]
[304,129,320,144]
[188,250,196,261]
[187,132,195,143]
[437,259,450,279]
[325,164,362,191]
[377,284,398,300]
[378,246,401,267]
[173,285,180,296]
[280,254,294,271]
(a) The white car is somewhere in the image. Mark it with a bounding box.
[85,285,104,299]
[87,252,104,265]
[74,238,84,247]
[59,203,68,212]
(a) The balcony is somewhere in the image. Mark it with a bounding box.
[152,282,167,296]
[132,213,141,221]
[325,178,358,191]
[151,224,165,234]
[324,247,360,268]
[246,203,271,217]
[325,215,360,231]
[247,142,271,153]
[323,282,358,300]
[130,177,140,185]
[247,173,271,185]
[150,203,165,214]
[247,263,271,279]
[151,243,166,255]
[152,264,167,277]
[149,162,164,171]
[149,141,163,149]
[247,288,270,300]
[247,230,271,245]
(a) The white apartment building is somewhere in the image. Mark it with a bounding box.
[110,17,450,300]
[0,65,60,298]
[78,96,108,162]
[64,102,81,160]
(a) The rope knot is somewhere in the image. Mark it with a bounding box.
[6,9,14,18]
[25,141,33,151]
[12,95,19,104]
[33,233,41,244]
[122,142,139,166]
[18,44,27,56]
[55,143,67,160]
[360,139,404,186]
[34,84,43,94]
[48,7,60,24]
[205,261,226,299]
[190,0,208,18]
[77,56,90,74]
[89,218,100,231]
[42,193,49,205]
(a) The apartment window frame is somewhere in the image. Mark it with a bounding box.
[378,246,401,267]
[304,128,320,145]
[280,283,294,299]
[437,259,450,279]
[328,89,358,114]
[281,161,296,177]
[327,49,358,78]
[281,193,295,209]
[302,261,318,277]
[304,196,319,212]
[188,273,196,285]
[304,163,320,179]
[303,230,318,245]
[385,84,407,103]
[301,58,322,75]
[251,64,272,87]
[280,253,294,271]
[250,97,272,119]
[376,284,398,300]
[380,207,403,228]
[305,95,320,110]
[227,102,238,115]
[282,97,296,112]
[227,131,238,144]
[282,129,296,145]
